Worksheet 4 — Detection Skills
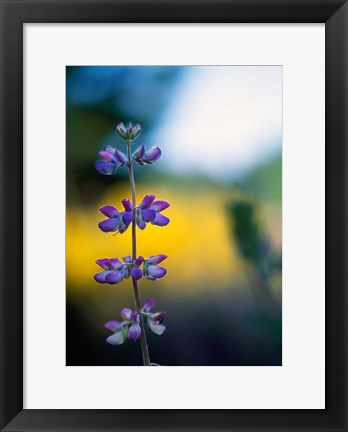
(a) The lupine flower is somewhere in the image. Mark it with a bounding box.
[136,194,170,229]
[98,200,133,234]
[105,309,141,345]
[133,145,161,165]
[142,298,155,312]
[141,299,166,335]
[143,254,167,280]
[95,122,169,362]
[95,145,127,175]
[123,255,144,281]
[128,311,141,341]
[116,122,141,141]
[94,258,127,284]
[104,320,125,345]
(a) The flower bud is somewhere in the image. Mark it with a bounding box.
[116,122,127,139]
[116,122,142,142]
[131,123,141,139]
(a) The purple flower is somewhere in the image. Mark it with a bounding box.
[116,122,127,139]
[143,254,167,280]
[132,145,162,165]
[143,146,161,164]
[133,256,145,280]
[116,122,141,141]
[95,145,127,175]
[136,195,170,229]
[120,308,132,320]
[122,255,144,280]
[132,145,145,164]
[104,320,125,345]
[141,299,166,335]
[142,298,155,312]
[128,311,141,342]
[94,258,126,284]
[98,200,134,234]
[104,309,141,345]
[94,255,147,285]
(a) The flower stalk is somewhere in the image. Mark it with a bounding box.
[126,142,151,366]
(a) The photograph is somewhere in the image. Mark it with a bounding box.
[66,65,282,366]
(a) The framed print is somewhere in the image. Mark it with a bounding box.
[0,0,347,431]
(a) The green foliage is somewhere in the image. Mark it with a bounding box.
[228,200,263,264]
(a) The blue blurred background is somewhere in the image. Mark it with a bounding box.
[66,66,282,366]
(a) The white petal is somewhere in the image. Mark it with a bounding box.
[148,320,166,335]
[106,331,124,345]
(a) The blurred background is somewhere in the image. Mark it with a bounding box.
[66,66,282,366]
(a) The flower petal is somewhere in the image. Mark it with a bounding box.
[132,145,145,160]
[151,213,170,227]
[140,194,156,209]
[152,311,166,323]
[148,320,166,335]
[136,213,146,230]
[95,160,117,175]
[128,323,141,341]
[94,270,113,283]
[123,255,132,264]
[150,200,170,212]
[99,205,119,218]
[142,298,155,312]
[141,208,156,222]
[104,145,116,154]
[147,254,167,265]
[96,258,121,270]
[106,258,123,269]
[130,311,139,323]
[120,308,132,320]
[115,149,127,165]
[95,259,111,270]
[98,218,120,232]
[131,267,142,281]
[105,271,123,284]
[143,146,161,163]
[118,221,128,234]
[121,211,134,225]
[147,265,167,279]
[123,266,131,278]
[104,320,121,332]
[135,256,144,267]
[106,331,125,345]
[98,150,115,162]
[121,199,133,212]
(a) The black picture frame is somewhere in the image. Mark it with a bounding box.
[1,0,347,431]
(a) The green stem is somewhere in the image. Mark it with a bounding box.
[127,143,151,366]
